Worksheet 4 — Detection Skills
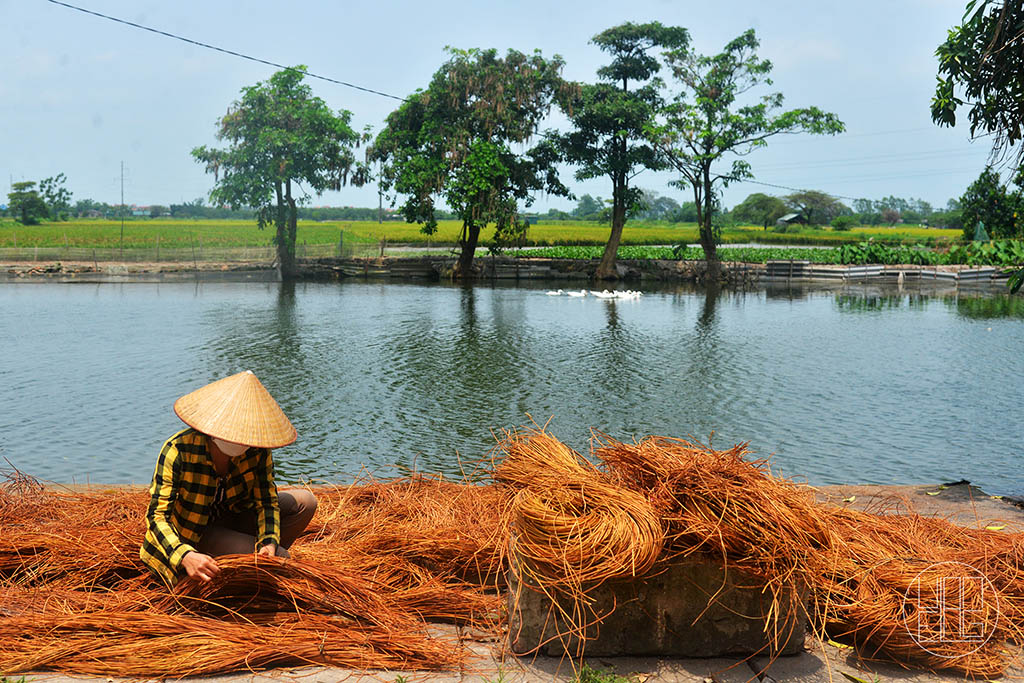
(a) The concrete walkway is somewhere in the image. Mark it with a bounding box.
[23,635,1022,683]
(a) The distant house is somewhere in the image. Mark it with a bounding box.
[775,212,805,226]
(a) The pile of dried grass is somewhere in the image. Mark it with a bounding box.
[0,472,505,677]
[494,428,1024,678]
[5,426,1024,679]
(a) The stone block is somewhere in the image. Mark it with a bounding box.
[508,558,806,658]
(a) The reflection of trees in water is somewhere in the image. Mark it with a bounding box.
[688,285,723,405]
[834,294,907,313]
[948,293,1024,319]
[196,281,311,480]
[382,284,533,472]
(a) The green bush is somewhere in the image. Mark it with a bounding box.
[772,223,804,234]
[831,215,857,231]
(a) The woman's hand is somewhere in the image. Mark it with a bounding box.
[257,543,278,558]
[181,551,220,582]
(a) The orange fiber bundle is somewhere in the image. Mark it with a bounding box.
[492,429,666,655]
[490,430,1024,677]
[0,611,463,677]
[492,429,664,588]
[593,434,1024,677]
[0,473,503,677]
[306,475,507,584]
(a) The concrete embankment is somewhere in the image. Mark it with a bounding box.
[2,255,1015,289]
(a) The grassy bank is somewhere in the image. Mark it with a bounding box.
[0,218,961,250]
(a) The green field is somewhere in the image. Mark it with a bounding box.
[0,217,962,250]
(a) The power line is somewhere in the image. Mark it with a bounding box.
[44,0,409,103]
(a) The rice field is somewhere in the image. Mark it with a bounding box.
[0,218,961,251]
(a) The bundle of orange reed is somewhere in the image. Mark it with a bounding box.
[492,428,1024,678]
[0,471,506,677]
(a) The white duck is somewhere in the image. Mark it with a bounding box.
[545,289,564,296]
[567,289,587,297]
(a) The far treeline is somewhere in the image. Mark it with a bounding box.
[6,4,1024,283]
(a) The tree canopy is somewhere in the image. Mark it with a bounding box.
[784,190,850,226]
[731,192,787,229]
[39,174,72,221]
[551,21,690,279]
[653,29,844,279]
[372,47,572,277]
[959,166,1021,240]
[193,67,368,278]
[7,181,49,225]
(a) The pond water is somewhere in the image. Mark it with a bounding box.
[1,279,1022,495]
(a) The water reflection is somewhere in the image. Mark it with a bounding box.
[2,281,1022,496]
[949,293,1024,319]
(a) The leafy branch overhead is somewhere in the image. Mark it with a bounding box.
[933,0,1024,167]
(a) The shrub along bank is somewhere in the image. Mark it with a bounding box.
[516,241,1024,268]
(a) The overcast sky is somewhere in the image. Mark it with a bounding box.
[1,0,995,213]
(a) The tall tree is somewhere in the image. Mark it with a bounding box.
[7,181,49,225]
[933,0,1024,167]
[652,29,844,280]
[552,22,689,279]
[372,48,572,277]
[39,173,72,221]
[731,192,787,229]
[193,67,368,278]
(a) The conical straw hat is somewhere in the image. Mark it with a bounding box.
[173,371,297,448]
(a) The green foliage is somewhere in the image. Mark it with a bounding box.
[551,21,689,277]
[732,192,788,229]
[654,28,844,270]
[831,215,857,231]
[521,239,1024,267]
[772,222,804,234]
[1008,266,1024,293]
[838,242,944,265]
[373,47,572,274]
[573,664,640,683]
[572,194,605,219]
[7,181,49,225]
[933,0,1024,167]
[39,173,72,221]
[192,66,368,277]
[785,190,849,226]
[959,166,1020,240]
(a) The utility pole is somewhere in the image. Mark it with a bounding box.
[120,161,125,259]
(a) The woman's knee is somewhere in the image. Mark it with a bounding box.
[281,489,317,518]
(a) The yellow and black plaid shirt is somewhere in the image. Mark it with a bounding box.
[140,427,281,586]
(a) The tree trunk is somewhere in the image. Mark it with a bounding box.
[596,202,626,279]
[698,221,720,282]
[698,167,721,283]
[274,182,291,277]
[597,170,627,280]
[277,180,298,280]
[454,221,480,279]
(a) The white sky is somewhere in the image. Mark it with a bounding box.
[1,0,994,213]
